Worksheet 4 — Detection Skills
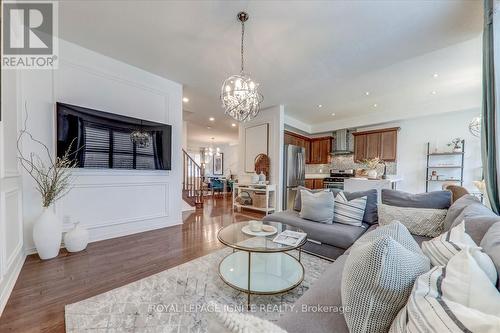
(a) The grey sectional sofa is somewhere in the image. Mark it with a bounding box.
[271,192,500,333]
[263,188,379,259]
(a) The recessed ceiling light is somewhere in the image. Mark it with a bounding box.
[331,113,336,116]
[373,103,378,108]
[231,123,236,127]
[433,73,439,78]
[365,91,370,96]
[207,126,212,129]
[318,104,323,108]
[431,90,437,95]
[209,117,215,121]
[183,97,189,103]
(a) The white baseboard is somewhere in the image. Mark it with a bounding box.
[0,249,26,316]
[24,217,183,255]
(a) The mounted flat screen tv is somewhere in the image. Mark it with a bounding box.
[56,102,172,170]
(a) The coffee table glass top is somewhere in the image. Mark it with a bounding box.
[217,221,306,252]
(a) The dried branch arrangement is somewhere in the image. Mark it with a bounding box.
[17,108,80,208]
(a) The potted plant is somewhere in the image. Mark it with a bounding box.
[447,138,463,153]
[362,157,381,179]
[17,113,79,260]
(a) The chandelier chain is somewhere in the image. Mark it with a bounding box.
[240,20,245,73]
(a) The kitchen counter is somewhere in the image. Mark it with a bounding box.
[305,173,329,179]
[344,177,402,200]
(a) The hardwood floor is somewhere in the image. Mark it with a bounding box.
[0,195,263,333]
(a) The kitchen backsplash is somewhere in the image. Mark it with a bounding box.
[306,155,397,175]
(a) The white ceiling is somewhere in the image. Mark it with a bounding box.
[58,0,483,143]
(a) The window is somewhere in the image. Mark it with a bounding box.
[83,124,156,169]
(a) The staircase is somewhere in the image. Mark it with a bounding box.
[182,149,203,208]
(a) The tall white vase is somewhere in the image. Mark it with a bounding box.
[33,207,62,260]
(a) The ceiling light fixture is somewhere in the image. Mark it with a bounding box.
[231,123,237,127]
[373,103,378,108]
[318,104,323,108]
[220,11,263,122]
[365,91,370,96]
[433,73,439,78]
[431,90,437,95]
[183,97,189,103]
[209,117,215,121]
[331,113,336,116]
[130,120,151,148]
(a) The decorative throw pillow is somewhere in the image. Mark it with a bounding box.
[341,235,430,333]
[421,221,477,266]
[390,248,500,333]
[299,189,334,224]
[378,203,446,237]
[351,221,424,256]
[333,192,367,226]
[293,186,330,211]
[208,306,288,333]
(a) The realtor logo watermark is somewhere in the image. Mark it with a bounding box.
[2,1,58,69]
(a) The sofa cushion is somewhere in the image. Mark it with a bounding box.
[452,214,500,245]
[293,186,328,211]
[342,189,378,225]
[277,254,349,333]
[443,194,482,230]
[390,248,500,333]
[333,192,366,227]
[342,235,430,333]
[421,221,478,266]
[299,190,335,224]
[378,204,447,237]
[263,210,368,249]
[381,189,452,209]
[362,224,432,247]
[294,188,378,225]
[481,222,500,288]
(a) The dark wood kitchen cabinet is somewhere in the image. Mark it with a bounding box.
[310,137,332,164]
[305,179,314,189]
[284,131,332,164]
[284,131,311,164]
[304,178,324,189]
[353,127,399,162]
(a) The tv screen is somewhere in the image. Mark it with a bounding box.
[56,102,172,170]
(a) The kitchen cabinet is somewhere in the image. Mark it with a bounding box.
[353,127,399,162]
[313,179,324,189]
[310,137,332,164]
[305,178,324,189]
[284,131,311,164]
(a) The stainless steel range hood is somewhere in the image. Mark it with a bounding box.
[331,129,354,155]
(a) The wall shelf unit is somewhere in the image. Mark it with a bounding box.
[232,183,276,215]
[425,141,465,192]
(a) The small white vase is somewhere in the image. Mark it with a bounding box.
[258,171,266,183]
[64,222,89,252]
[367,169,378,179]
[33,207,62,260]
[251,173,259,184]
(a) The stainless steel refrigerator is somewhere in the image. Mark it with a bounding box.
[283,144,306,210]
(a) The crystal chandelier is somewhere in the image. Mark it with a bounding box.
[220,11,263,122]
[204,137,220,162]
[469,116,481,138]
[130,121,151,148]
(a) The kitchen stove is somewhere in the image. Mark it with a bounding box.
[323,169,355,190]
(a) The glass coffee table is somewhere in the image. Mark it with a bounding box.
[217,221,307,309]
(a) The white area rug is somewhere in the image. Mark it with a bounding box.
[65,248,330,333]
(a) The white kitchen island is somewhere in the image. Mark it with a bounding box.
[344,177,402,202]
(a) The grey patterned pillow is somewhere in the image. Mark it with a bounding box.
[342,233,430,333]
[378,203,447,237]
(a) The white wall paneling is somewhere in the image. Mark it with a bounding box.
[0,69,25,315]
[238,105,284,210]
[244,124,269,172]
[20,39,183,252]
